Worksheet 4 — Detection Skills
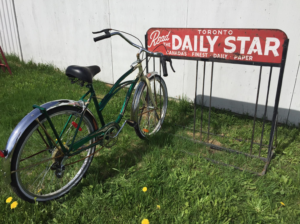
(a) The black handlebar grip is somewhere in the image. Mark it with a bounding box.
[160,57,168,77]
[94,33,111,42]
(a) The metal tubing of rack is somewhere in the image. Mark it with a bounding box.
[250,66,262,155]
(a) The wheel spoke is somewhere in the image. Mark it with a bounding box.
[36,128,50,148]
[34,164,52,194]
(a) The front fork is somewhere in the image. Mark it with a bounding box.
[136,54,157,109]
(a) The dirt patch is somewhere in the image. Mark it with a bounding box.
[208,139,222,147]
[186,131,201,139]
[185,131,223,147]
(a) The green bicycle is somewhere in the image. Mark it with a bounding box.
[0,29,175,202]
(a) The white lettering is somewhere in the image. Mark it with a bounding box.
[181,35,193,51]
[237,37,250,54]
[172,35,182,50]
[234,55,253,61]
[207,36,219,52]
[194,52,208,57]
[213,53,228,59]
[194,35,197,51]
[148,30,171,48]
[247,37,262,55]
[264,37,280,56]
[224,36,236,53]
[199,36,208,52]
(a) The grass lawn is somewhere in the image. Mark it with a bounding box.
[1,55,300,223]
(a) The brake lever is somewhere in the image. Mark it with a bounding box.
[92,28,111,34]
[166,58,176,72]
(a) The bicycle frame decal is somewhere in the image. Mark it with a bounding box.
[147,28,287,64]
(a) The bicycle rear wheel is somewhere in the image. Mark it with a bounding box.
[10,106,96,202]
[132,75,168,139]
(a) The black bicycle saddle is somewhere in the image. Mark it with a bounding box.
[66,65,101,83]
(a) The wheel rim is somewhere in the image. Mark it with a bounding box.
[137,76,167,136]
[14,109,95,201]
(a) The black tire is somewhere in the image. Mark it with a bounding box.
[132,75,168,139]
[10,106,96,203]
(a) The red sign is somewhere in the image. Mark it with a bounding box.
[146,28,287,64]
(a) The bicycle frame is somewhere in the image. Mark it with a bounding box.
[36,54,157,157]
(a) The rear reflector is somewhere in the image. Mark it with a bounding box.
[71,121,82,131]
[0,150,6,158]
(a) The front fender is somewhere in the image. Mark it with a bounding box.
[1,99,98,184]
[131,71,158,121]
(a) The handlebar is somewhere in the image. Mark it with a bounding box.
[93,29,175,76]
[94,33,111,41]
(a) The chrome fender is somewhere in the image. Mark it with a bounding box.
[131,71,158,121]
[1,99,98,184]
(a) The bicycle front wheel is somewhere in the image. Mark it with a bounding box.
[10,106,96,202]
[132,74,168,139]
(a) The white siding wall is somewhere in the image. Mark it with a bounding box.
[2,0,300,124]
[0,0,22,59]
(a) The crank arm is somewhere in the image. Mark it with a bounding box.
[113,120,136,139]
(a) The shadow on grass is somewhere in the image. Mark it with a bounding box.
[58,129,176,202]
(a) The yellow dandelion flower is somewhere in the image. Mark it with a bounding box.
[141,219,149,224]
[157,205,161,209]
[142,187,147,192]
[280,202,285,206]
[6,197,13,203]
[10,201,18,209]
